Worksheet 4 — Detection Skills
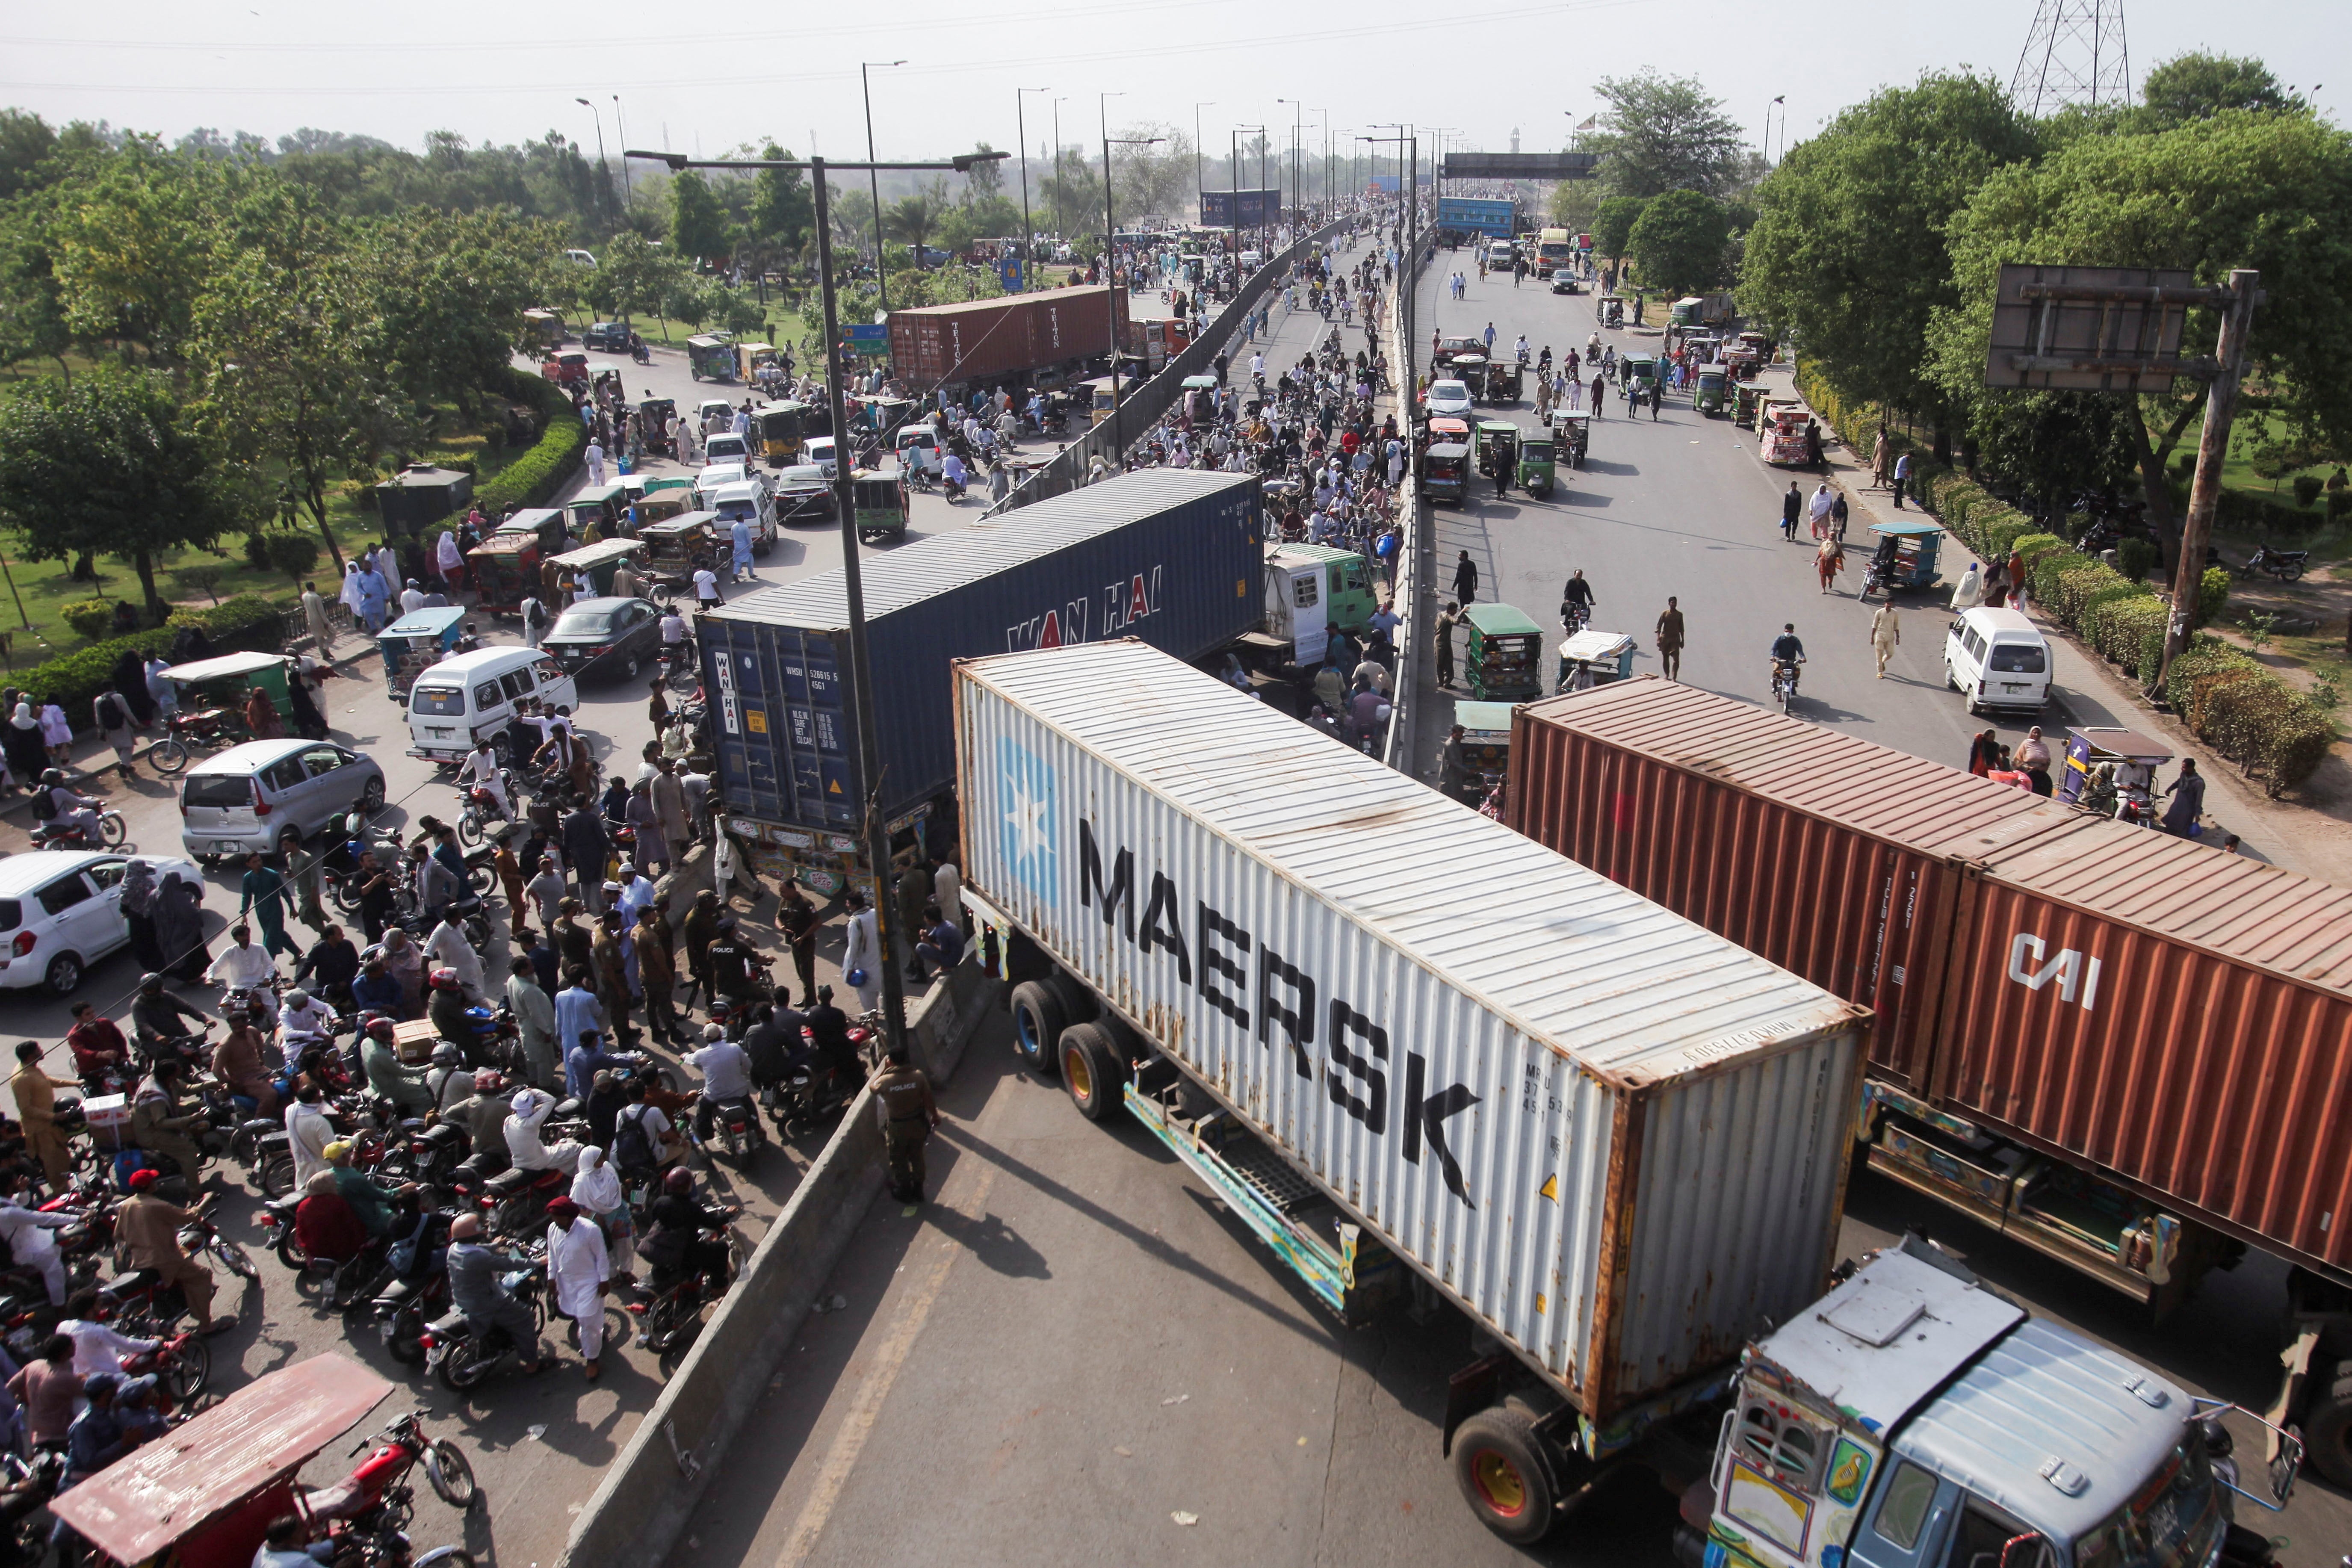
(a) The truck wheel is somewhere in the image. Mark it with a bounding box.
[1008,981,1067,1076]
[1452,1406,1556,1546]
[2302,1364,2352,1488]
[1058,1022,1122,1122]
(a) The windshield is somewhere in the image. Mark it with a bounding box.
[1431,381,1469,399]
[183,773,256,808]
[2074,1432,2215,1568]
[716,501,756,523]
[706,435,746,456]
[1989,642,2047,673]
[410,685,466,716]
[551,610,618,638]
[777,466,826,488]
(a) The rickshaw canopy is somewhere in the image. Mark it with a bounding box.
[1463,602,1543,639]
[49,1353,393,1568]
[552,540,644,575]
[1426,416,1472,441]
[1181,374,1219,392]
[1454,699,1516,738]
[1555,629,1638,691]
[161,650,296,697]
[494,506,566,554]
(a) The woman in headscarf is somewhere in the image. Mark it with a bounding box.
[120,859,165,972]
[243,686,284,741]
[0,702,44,790]
[286,667,328,741]
[110,650,156,726]
[436,530,465,594]
[570,1145,635,1285]
[36,698,71,765]
[156,866,210,980]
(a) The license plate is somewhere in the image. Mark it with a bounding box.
[215,842,245,855]
[2003,683,2025,692]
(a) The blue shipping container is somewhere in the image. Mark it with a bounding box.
[700,470,1263,836]
[1436,197,1516,238]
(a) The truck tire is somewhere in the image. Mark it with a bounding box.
[1452,1406,1557,1546]
[1009,981,1067,1076]
[2302,1363,2352,1488]
[1058,1022,1122,1122]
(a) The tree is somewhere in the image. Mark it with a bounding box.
[361,207,555,419]
[884,193,942,266]
[2140,52,2296,124]
[746,144,813,261]
[0,370,235,622]
[0,109,59,201]
[1587,73,1744,198]
[1590,195,1646,267]
[668,169,733,267]
[1929,109,2352,558]
[1739,73,2040,419]
[964,142,1004,202]
[593,232,688,332]
[45,138,225,364]
[1628,190,1731,294]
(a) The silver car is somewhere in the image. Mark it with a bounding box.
[179,740,386,865]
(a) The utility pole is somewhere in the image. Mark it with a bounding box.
[610,95,632,205]
[2161,268,2261,685]
[574,99,610,227]
[1017,86,1050,292]
[1103,109,1165,469]
[862,60,906,314]
[1193,102,1214,224]
[628,142,1009,1063]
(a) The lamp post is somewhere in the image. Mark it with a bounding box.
[574,98,610,226]
[1763,95,1785,166]
[1233,124,1265,261]
[1192,102,1214,224]
[610,95,632,205]
[1053,98,1067,245]
[1277,99,1304,229]
[1016,86,1051,292]
[1102,96,1162,467]
[625,143,1010,1066]
[862,60,907,313]
[1362,127,1417,392]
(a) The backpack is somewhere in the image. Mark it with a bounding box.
[612,1104,656,1173]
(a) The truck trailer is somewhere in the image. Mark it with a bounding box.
[951,643,2298,1558]
[885,287,1130,394]
[1436,196,1516,241]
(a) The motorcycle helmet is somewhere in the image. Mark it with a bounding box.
[138,972,164,994]
[428,968,461,992]
[431,1041,462,1066]
[845,969,866,989]
[664,1167,695,1194]
[365,1017,397,1043]
[38,769,62,787]
[473,1070,504,1094]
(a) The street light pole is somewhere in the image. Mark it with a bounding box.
[1017,86,1050,292]
[1193,102,1214,224]
[628,142,1008,1065]
[1762,95,1785,166]
[1102,100,1164,469]
[610,95,632,206]
[1278,99,1303,231]
[862,60,907,314]
[574,99,610,227]
[1234,125,1265,261]
[1053,99,1066,245]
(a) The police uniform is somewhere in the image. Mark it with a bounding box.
[871,1060,938,1202]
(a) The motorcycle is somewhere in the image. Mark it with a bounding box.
[301,1408,478,1524]
[423,1258,548,1391]
[628,1246,736,1362]
[30,811,127,850]
[1772,659,1802,714]
[2241,544,2309,582]
[455,775,517,847]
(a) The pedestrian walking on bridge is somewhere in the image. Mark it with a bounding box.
[1452,551,1478,604]
[1870,602,1900,678]
[1655,598,1685,681]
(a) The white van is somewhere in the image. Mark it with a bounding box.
[705,479,776,553]
[703,431,752,468]
[1944,606,2051,715]
[406,646,580,764]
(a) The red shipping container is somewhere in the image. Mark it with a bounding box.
[1507,676,2352,1280]
[886,287,1129,389]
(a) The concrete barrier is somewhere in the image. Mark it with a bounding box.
[554,957,1000,1568]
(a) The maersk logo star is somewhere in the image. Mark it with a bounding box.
[997,737,1058,897]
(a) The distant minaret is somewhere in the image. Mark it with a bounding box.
[1510,127,1521,154]
[2011,0,2132,115]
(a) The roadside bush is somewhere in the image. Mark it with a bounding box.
[2197,566,2230,629]
[9,594,290,738]
[2153,637,2331,795]
[2116,538,2160,582]
[242,531,273,572]
[2294,475,2325,510]
[59,600,114,641]
[2331,490,2352,522]
[2093,595,2170,677]
[266,533,320,582]
[474,369,584,518]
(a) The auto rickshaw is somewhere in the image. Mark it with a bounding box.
[1451,699,1513,805]
[630,487,695,527]
[493,506,566,555]
[1551,408,1591,469]
[687,334,736,381]
[1619,353,1658,395]
[1861,519,1944,596]
[465,531,541,616]
[1600,295,1625,329]
[550,537,645,600]
[48,1352,475,1568]
[1482,359,1523,404]
[1417,415,1471,459]
[852,469,909,545]
[1516,432,1556,496]
[638,512,722,589]
[1462,602,1545,700]
[1671,295,1705,327]
[563,483,628,540]
[735,341,780,382]
[1452,354,1488,403]
[375,606,468,695]
[1554,629,1637,693]
[1761,402,1811,464]
[1692,363,1729,415]
[539,349,588,389]
[1420,442,1469,505]
[521,308,564,351]
[2057,726,2174,809]
[1732,380,1771,426]
[859,396,916,443]
[159,649,303,734]
[638,396,679,457]
[1182,374,1220,422]
[1473,421,1520,489]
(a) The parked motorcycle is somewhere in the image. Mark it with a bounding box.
[2241,544,2309,582]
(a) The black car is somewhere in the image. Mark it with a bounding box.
[771,464,835,526]
[581,321,639,352]
[541,596,666,681]
[1550,275,1584,295]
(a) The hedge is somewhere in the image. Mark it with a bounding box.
[8,594,291,734]
[473,368,585,518]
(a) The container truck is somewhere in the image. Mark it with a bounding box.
[1504,675,2352,1486]
[886,287,1130,394]
[1534,227,1577,278]
[696,471,1260,902]
[1436,196,1516,241]
[951,643,2299,1557]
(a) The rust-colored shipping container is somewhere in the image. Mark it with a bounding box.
[887,287,1130,389]
[1506,676,2352,1286]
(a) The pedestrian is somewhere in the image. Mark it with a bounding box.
[776,882,820,1007]
[506,955,559,1090]
[1435,600,1462,688]
[1892,450,1914,510]
[841,889,881,1015]
[1870,428,1892,490]
[1967,729,2000,778]
[871,1047,940,1203]
[36,699,69,767]
[244,685,283,741]
[10,1042,77,1190]
[1452,550,1478,604]
[1869,602,1900,678]
[92,684,138,780]
[239,850,302,962]
[1831,489,1850,541]
[544,1197,611,1380]
[1815,537,1845,594]
[1808,483,1834,540]
[2016,726,2054,797]
[1780,482,1802,542]
[585,440,606,487]
[301,580,336,655]
[2161,758,2205,837]
[2006,547,2029,608]
[1655,596,1685,680]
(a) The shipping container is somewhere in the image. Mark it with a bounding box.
[1436,197,1517,239]
[699,471,1262,898]
[1507,676,2352,1295]
[955,642,1870,1419]
[886,287,1130,390]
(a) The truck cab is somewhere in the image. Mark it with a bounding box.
[1681,1238,2290,1568]
[1263,543,1378,663]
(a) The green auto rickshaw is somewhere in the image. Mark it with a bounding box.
[1693,364,1729,415]
[851,470,908,546]
[686,333,736,382]
[1516,432,1556,496]
[1463,602,1545,701]
[1551,408,1591,470]
[1451,699,1514,805]
[1619,354,1658,396]
[159,650,301,732]
[550,538,645,599]
[1473,421,1521,493]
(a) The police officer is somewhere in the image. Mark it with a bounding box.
[871,1048,940,1203]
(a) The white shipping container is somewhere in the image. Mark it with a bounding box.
[954,642,1872,1419]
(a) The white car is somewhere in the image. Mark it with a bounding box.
[703,431,753,468]
[706,479,777,552]
[806,435,839,478]
[1425,379,1475,418]
[0,850,200,996]
[1944,606,2052,715]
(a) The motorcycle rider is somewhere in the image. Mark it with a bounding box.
[33,769,102,845]
[685,1023,758,1147]
[129,974,210,1066]
[1514,334,1530,367]
[940,449,969,501]
[505,1087,582,1174]
[425,1042,476,1118]
[65,1001,132,1091]
[443,1212,545,1374]
[1560,569,1598,632]
[359,1018,435,1119]
[456,738,510,824]
[803,985,857,1078]
[1769,622,1807,697]
[638,1167,737,1296]
[426,968,492,1064]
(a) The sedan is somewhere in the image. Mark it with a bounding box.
[541,596,667,681]
[1425,379,1475,419]
[0,850,201,996]
[1550,274,1584,295]
[773,464,835,524]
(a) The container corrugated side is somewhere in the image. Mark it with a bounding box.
[703,470,1261,833]
[955,642,1868,1416]
[888,289,1127,386]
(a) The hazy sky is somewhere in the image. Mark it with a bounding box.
[3,0,2343,177]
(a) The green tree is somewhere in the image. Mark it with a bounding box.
[884,192,942,265]
[0,109,59,201]
[362,207,556,419]
[668,168,733,267]
[1587,73,1744,198]
[964,142,1004,203]
[45,138,225,364]
[1628,190,1730,294]
[1739,72,2039,418]
[593,231,688,333]
[747,144,814,261]
[0,370,235,622]
[1590,195,1646,267]
[1929,109,2352,557]
[2139,52,2296,124]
